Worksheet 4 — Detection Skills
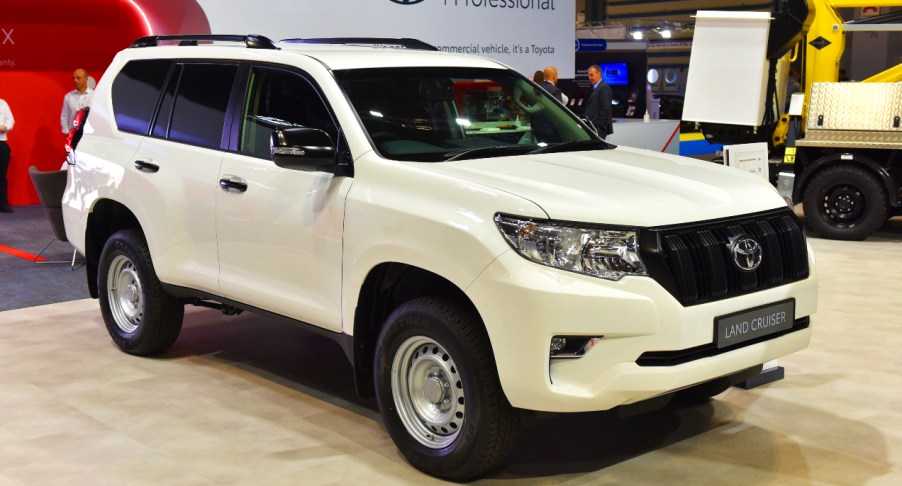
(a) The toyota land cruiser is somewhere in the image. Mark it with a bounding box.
[62,35,818,481]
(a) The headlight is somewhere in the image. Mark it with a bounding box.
[494,214,646,281]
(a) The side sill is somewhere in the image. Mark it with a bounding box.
[161,283,355,367]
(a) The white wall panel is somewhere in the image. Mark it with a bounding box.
[194,0,576,77]
[682,11,771,126]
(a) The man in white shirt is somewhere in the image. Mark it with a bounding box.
[61,68,93,136]
[0,86,14,213]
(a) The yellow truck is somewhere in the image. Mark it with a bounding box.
[684,0,902,240]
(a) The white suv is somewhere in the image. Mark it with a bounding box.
[63,35,817,481]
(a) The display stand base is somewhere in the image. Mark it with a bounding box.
[735,366,784,390]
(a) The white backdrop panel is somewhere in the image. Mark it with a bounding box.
[194,0,575,77]
[682,11,771,126]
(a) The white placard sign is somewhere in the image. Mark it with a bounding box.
[724,142,769,180]
[682,11,771,127]
[195,0,576,77]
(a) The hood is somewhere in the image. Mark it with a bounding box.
[415,146,785,227]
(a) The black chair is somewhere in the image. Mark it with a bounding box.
[28,166,83,269]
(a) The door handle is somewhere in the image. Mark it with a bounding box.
[134,160,160,173]
[219,176,248,194]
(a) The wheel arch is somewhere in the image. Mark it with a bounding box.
[84,199,142,298]
[797,151,898,208]
[351,262,482,397]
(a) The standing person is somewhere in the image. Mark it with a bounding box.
[785,68,801,112]
[61,68,93,136]
[585,64,613,137]
[0,85,13,213]
[539,66,563,103]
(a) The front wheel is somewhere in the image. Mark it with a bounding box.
[802,165,888,240]
[374,298,520,482]
[98,229,184,355]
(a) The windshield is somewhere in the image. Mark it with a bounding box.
[334,67,604,162]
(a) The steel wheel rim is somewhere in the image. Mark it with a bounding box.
[391,335,466,449]
[107,254,144,334]
[822,184,866,227]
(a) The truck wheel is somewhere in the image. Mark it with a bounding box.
[98,229,184,355]
[374,298,520,481]
[803,165,888,240]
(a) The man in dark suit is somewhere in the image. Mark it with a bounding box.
[539,66,563,102]
[585,65,613,138]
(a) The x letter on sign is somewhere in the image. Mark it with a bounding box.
[2,29,14,45]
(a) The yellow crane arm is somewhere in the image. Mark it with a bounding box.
[805,0,902,88]
[861,63,902,83]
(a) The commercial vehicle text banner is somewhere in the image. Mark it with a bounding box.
[195,0,576,77]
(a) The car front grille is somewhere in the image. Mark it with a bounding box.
[640,208,809,307]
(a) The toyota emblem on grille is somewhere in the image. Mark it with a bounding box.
[731,236,762,272]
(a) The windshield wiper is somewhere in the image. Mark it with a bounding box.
[528,139,612,155]
[444,145,534,161]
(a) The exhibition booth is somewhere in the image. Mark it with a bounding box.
[0,0,683,206]
[5,1,899,484]
[1,1,216,205]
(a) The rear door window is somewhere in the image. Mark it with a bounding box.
[166,63,239,149]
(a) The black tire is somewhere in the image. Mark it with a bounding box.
[374,297,520,482]
[98,229,184,355]
[802,165,888,240]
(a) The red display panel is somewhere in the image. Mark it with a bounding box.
[1,0,209,205]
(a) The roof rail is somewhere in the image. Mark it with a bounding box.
[280,37,438,51]
[129,34,279,50]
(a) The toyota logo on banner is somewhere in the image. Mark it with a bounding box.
[731,236,763,272]
[389,0,425,4]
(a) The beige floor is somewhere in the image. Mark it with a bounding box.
[2,219,902,485]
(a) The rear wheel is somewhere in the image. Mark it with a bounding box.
[802,165,888,240]
[374,298,520,482]
[98,229,184,355]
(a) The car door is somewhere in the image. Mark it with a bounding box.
[124,61,239,293]
[216,64,351,332]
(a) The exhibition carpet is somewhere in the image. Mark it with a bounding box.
[0,205,89,311]
[2,227,902,483]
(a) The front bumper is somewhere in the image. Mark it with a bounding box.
[466,247,817,412]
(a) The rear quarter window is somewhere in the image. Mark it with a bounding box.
[111,59,173,134]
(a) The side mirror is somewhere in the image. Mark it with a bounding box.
[270,127,336,171]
